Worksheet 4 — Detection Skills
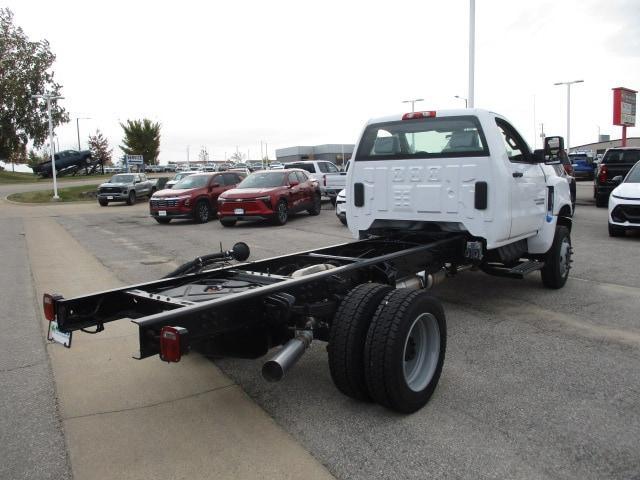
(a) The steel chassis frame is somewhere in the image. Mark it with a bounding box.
[54,232,467,360]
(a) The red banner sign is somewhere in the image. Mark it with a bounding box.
[612,87,636,127]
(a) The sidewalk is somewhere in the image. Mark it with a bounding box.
[25,216,334,480]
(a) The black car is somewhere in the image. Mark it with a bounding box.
[594,147,640,207]
[32,149,93,177]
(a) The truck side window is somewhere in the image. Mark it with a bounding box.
[325,162,339,173]
[495,119,530,163]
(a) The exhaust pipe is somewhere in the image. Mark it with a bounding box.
[396,268,448,291]
[262,330,313,382]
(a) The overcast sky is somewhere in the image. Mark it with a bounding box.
[5,0,640,163]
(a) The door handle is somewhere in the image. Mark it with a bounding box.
[512,172,523,178]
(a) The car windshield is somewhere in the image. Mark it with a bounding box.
[356,116,489,161]
[110,174,134,183]
[625,163,640,183]
[174,175,209,189]
[237,172,285,188]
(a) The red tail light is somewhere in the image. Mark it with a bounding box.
[159,326,189,362]
[598,164,608,184]
[402,111,436,120]
[43,293,62,321]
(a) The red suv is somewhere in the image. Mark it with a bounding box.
[217,169,321,226]
[150,172,244,224]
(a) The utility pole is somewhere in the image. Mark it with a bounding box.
[468,0,475,108]
[32,93,64,200]
[76,117,91,150]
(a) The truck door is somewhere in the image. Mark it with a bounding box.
[495,119,546,238]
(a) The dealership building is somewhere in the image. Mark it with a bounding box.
[570,136,640,156]
[275,144,354,168]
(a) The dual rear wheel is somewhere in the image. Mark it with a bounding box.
[328,283,446,413]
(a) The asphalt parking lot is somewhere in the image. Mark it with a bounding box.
[2,181,640,480]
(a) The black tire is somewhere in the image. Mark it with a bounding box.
[307,194,321,216]
[194,199,211,223]
[608,223,625,237]
[328,283,393,401]
[364,289,446,414]
[220,218,236,227]
[273,200,288,225]
[595,193,608,208]
[126,191,136,205]
[98,199,108,207]
[541,225,572,289]
[150,187,157,197]
[339,216,348,226]
[154,217,171,224]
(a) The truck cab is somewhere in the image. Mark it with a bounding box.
[346,109,572,256]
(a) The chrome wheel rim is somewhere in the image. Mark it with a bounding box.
[403,313,440,392]
[559,237,571,277]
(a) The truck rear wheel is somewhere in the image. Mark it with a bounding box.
[364,289,446,413]
[328,283,393,401]
[541,225,572,289]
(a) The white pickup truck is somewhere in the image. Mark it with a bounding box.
[346,108,574,289]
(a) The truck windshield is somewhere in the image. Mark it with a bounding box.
[174,175,209,189]
[355,116,489,161]
[238,172,286,188]
[110,175,134,183]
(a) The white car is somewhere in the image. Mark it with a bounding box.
[164,171,199,189]
[335,189,347,225]
[608,160,640,237]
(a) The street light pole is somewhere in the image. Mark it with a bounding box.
[402,98,424,113]
[76,117,91,150]
[32,93,64,200]
[454,95,468,108]
[553,80,584,153]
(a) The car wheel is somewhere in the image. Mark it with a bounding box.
[595,193,608,208]
[194,200,211,223]
[328,283,394,401]
[307,194,321,216]
[126,191,136,205]
[608,223,625,237]
[541,225,572,289]
[338,216,347,226]
[98,199,108,207]
[364,289,447,413]
[154,217,171,224]
[220,218,237,227]
[273,200,288,225]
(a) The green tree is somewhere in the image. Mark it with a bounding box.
[27,148,46,169]
[88,129,113,166]
[120,119,161,165]
[0,8,69,159]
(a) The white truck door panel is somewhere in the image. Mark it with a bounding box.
[509,163,546,237]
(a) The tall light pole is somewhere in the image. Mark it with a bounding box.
[402,98,424,112]
[76,117,91,150]
[454,95,468,108]
[468,0,475,108]
[32,93,64,200]
[554,79,584,153]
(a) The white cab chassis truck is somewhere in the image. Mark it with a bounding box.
[347,108,573,284]
[42,109,573,415]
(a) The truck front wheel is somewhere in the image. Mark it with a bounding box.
[541,225,572,289]
[364,289,446,413]
[328,283,393,401]
[126,191,136,205]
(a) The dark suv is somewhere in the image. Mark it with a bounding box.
[594,148,640,207]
